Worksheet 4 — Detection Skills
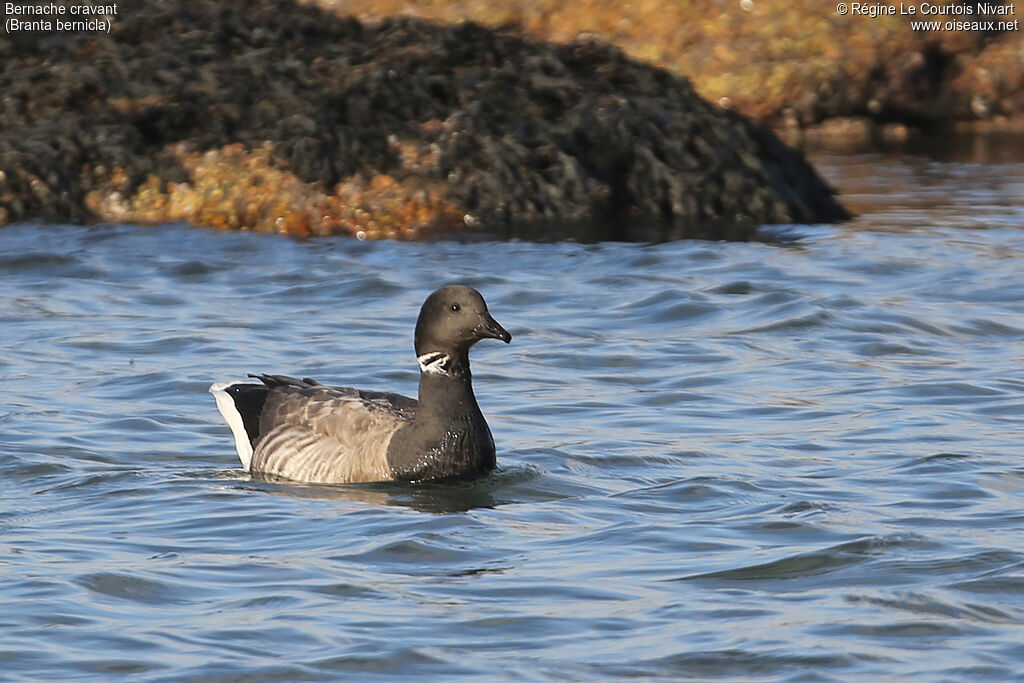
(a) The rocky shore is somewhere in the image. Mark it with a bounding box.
[322,0,1024,136]
[1,0,856,239]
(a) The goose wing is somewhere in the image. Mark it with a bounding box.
[249,375,414,484]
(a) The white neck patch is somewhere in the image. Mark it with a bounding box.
[417,352,453,375]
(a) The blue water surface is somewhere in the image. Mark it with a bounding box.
[1,150,1024,680]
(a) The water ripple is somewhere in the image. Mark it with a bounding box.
[2,154,1024,680]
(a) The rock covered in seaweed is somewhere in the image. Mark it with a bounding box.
[0,0,848,239]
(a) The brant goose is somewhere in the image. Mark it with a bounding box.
[209,285,511,483]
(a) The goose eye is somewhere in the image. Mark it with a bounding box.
[450,304,460,312]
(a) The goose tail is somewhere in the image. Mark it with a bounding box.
[209,381,258,469]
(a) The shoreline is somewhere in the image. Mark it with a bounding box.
[3,0,1021,239]
[311,0,1024,132]
[1,3,849,240]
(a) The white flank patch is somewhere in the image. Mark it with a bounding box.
[209,382,254,469]
[417,352,452,375]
